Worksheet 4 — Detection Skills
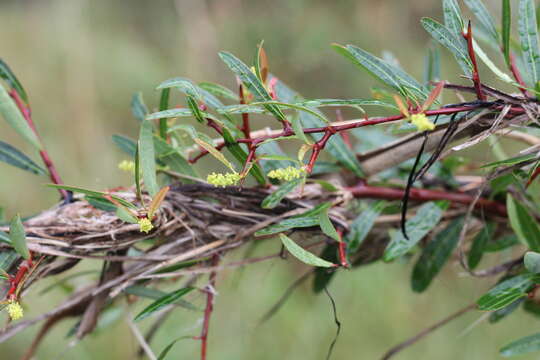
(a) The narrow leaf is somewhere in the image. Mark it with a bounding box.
[193,137,235,171]
[148,186,169,219]
[157,336,193,360]
[255,216,319,237]
[0,59,28,102]
[468,222,496,269]
[131,92,148,122]
[503,0,512,66]
[134,287,194,321]
[198,82,238,101]
[261,178,302,209]
[501,332,540,357]
[139,121,159,196]
[507,194,540,251]
[443,0,465,38]
[157,77,202,100]
[464,0,499,44]
[0,140,45,175]
[518,0,540,86]
[9,214,29,259]
[47,184,136,209]
[319,208,340,242]
[345,201,386,254]
[525,251,540,273]
[280,234,335,268]
[112,134,137,157]
[477,274,538,310]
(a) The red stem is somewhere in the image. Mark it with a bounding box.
[197,255,219,360]
[6,256,33,300]
[9,90,68,200]
[239,84,251,140]
[509,53,529,96]
[189,142,227,164]
[347,183,506,217]
[464,22,486,101]
[306,128,334,173]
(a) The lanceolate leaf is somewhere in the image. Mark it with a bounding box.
[134,287,194,321]
[0,83,41,150]
[0,59,28,102]
[198,82,239,101]
[153,135,198,179]
[443,0,465,38]
[424,45,441,85]
[524,251,540,274]
[157,77,202,100]
[148,186,169,219]
[489,298,524,323]
[47,184,136,209]
[506,194,540,251]
[0,140,45,175]
[345,201,386,254]
[219,51,286,122]
[500,332,540,357]
[280,234,334,268]
[193,137,235,171]
[261,178,303,209]
[332,44,427,102]
[255,216,319,237]
[131,92,148,122]
[421,17,473,76]
[383,201,449,262]
[112,134,137,157]
[411,217,464,292]
[146,108,193,120]
[468,222,496,269]
[463,0,499,44]
[502,0,512,66]
[9,214,29,260]
[157,336,193,360]
[518,0,540,86]
[477,274,539,311]
[139,121,159,196]
[319,208,340,242]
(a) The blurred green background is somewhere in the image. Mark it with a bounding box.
[0,0,536,359]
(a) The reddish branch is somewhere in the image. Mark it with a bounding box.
[9,90,68,200]
[463,22,485,101]
[6,256,33,300]
[347,182,506,217]
[196,255,219,360]
[509,53,529,96]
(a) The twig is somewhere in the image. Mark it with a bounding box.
[127,314,157,360]
[196,254,219,360]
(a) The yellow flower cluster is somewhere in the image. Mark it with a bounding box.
[138,217,153,233]
[6,301,23,320]
[410,113,435,132]
[267,166,305,181]
[207,172,241,187]
[118,160,136,173]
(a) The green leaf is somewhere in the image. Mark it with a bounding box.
[255,216,319,237]
[332,44,427,101]
[0,250,18,273]
[525,251,540,273]
[468,222,496,269]
[112,134,137,157]
[9,214,29,260]
[424,45,441,85]
[421,17,473,76]
[157,77,202,100]
[146,108,193,121]
[139,121,159,196]
[0,59,28,103]
[477,274,539,310]
[0,230,10,244]
[500,332,540,357]
[153,135,198,179]
[261,178,302,209]
[193,137,235,171]
[125,285,198,311]
[464,0,499,44]
[295,98,397,111]
[489,298,523,323]
[313,245,339,293]
[134,287,194,321]
[519,0,540,86]
[507,194,540,251]
[484,234,519,252]
[411,217,464,292]
[280,234,334,268]
[131,92,148,122]
[443,0,465,38]
[383,201,449,262]
[85,196,117,212]
[157,336,193,360]
[319,208,340,242]
[0,140,45,175]
[47,184,136,209]
[186,95,205,123]
[219,51,286,122]
[0,83,41,149]
[345,201,386,254]
[115,207,138,224]
[503,0,512,66]
[482,153,537,169]
[198,81,238,101]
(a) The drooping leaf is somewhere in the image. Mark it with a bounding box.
[185,95,205,123]
[280,234,335,268]
[313,245,339,293]
[255,216,319,237]
[0,83,41,149]
[525,251,540,273]
[261,178,303,209]
[9,214,29,260]
[85,196,117,212]
[131,92,148,122]
[507,194,540,251]
[502,0,512,66]
[383,201,449,262]
[134,287,194,321]
[411,217,464,292]
[139,121,159,196]
[148,186,169,219]
[484,234,519,252]
[125,285,198,311]
[332,44,427,101]
[443,0,465,38]
[500,332,540,357]
[319,208,340,242]
[518,0,540,86]
[157,77,202,100]
[153,135,198,179]
[115,207,138,224]
[193,137,235,171]
[423,44,441,86]
[489,298,524,323]
[345,201,387,254]
[0,59,28,102]
[464,0,499,44]
[468,222,496,269]
[198,81,238,101]
[295,98,397,111]
[47,184,136,209]
[219,51,286,122]
[146,108,193,121]
[157,336,194,360]
[481,153,538,169]
[112,134,137,157]
[0,140,45,175]
[421,17,473,76]
[477,273,539,311]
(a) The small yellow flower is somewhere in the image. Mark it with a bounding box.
[6,301,23,320]
[207,172,241,187]
[267,166,305,181]
[118,160,136,173]
[410,113,435,132]
[138,217,153,233]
